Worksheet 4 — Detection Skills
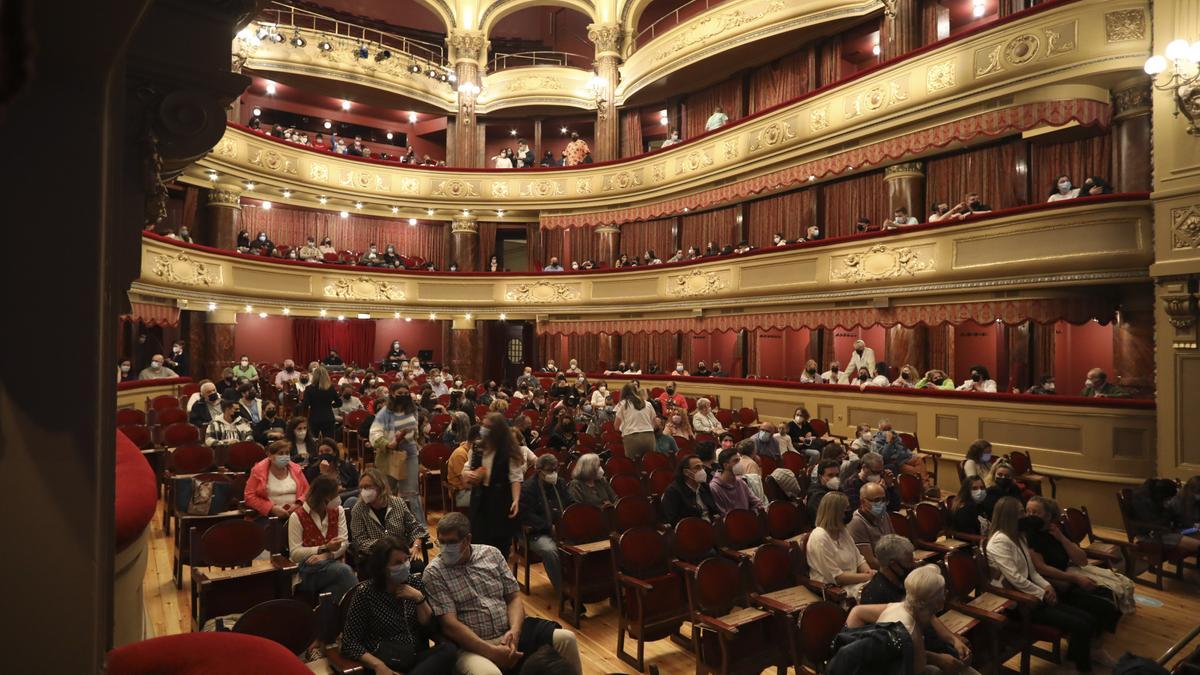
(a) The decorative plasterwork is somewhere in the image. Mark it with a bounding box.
[205,187,242,208]
[152,253,222,286]
[748,121,796,152]
[587,22,622,57]
[323,277,406,301]
[884,161,924,179]
[603,170,643,192]
[926,61,956,93]
[651,0,786,62]
[1160,277,1199,350]
[520,179,565,199]
[974,21,1077,78]
[674,150,713,175]
[432,179,479,198]
[832,244,933,283]
[450,216,478,235]
[505,281,581,304]
[666,269,726,296]
[1104,9,1146,42]
[447,30,487,64]
[1113,82,1153,118]
[249,147,298,175]
[1173,205,1200,249]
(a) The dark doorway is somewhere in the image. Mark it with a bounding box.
[495,228,529,272]
[483,320,536,386]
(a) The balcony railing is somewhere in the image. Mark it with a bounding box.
[256,1,446,67]
[487,51,594,72]
[634,0,732,48]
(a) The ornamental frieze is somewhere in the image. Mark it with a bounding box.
[652,0,785,62]
[666,269,727,297]
[310,163,329,183]
[846,80,908,119]
[575,179,593,195]
[324,277,407,301]
[603,170,644,192]
[926,61,956,93]
[1173,205,1200,250]
[505,280,581,304]
[339,169,391,192]
[674,150,714,175]
[490,182,510,198]
[1104,9,1145,42]
[748,121,796,152]
[520,179,565,199]
[974,21,1077,78]
[832,244,933,283]
[152,253,222,287]
[249,147,298,175]
[809,107,829,132]
[213,137,238,159]
[432,179,479,198]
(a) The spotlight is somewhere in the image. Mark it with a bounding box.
[661,117,669,126]
[251,107,262,117]
[261,200,272,210]
[340,210,349,218]
[244,304,253,312]
[341,99,351,111]
[375,49,392,62]
[386,131,394,140]
[265,81,277,95]
[465,313,472,320]
[427,67,438,78]
[447,71,457,83]
[429,312,437,320]
[408,111,419,123]
[426,208,434,216]
[255,26,270,40]
[394,312,401,319]
[409,62,421,73]
[510,129,518,136]
[282,189,292,198]
[208,171,218,181]
[355,45,369,59]
[408,218,417,225]
[318,38,333,52]
[319,309,327,316]
[323,119,332,129]
[808,174,816,181]
[405,317,412,322]
[337,314,345,321]
[438,73,449,83]
[560,126,568,134]
[269,31,285,43]
[245,181,255,191]
[872,44,880,56]
[207,301,217,311]
[683,207,690,212]
[499,313,507,321]
[290,30,305,48]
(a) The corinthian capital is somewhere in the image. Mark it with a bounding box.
[447,30,488,65]
[587,23,623,58]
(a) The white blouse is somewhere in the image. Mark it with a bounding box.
[267,471,297,507]
[807,526,866,587]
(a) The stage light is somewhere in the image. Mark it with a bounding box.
[269,31,285,43]
[386,131,394,140]
[461,209,470,216]
[290,30,305,48]
[318,38,333,52]
[427,67,438,78]
[358,313,371,319]
[409,62,421,73]
[375,49,392,62]
[872,44,881,56]
[355,45,369,59]
[323,119,332,129]
[429,312,437,320]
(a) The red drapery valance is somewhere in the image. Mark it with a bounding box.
[121,302,180,327]
[541,99,1110,229]
[537,297,1117,336]
[291,318,376,367]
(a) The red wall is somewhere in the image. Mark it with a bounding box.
[373,318,445,364]
[953,322,1002,385]
[230,315,446,368]
[1054,321,1113,394]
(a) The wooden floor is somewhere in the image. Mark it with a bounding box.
[145,502,1200,674]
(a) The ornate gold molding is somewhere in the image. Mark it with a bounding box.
[587,22,623,58]
[205,187,242,208]
[1113,81,1152,119]
[447,30,487,65]
[667,269,727,296]
[505,280,582,304]
[450,215,479,235]
[323,276,407,301]
[1104,8,1146,42]
[152,253,222,286]
[1160,277,1199,350]
[832,244,933,282]
[1173,205,1200,250]
[884,161,924,180]
[595,224,621,235]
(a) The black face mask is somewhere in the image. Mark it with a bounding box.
[831,367,839,374]
[207,392,219,402]
[342,394,352,401]
[971,373,982,382]
[394,394,413,407]
[807,368,817,375]
[859,374,869,381]
[1018,515,1044,535]
[666,388,675,395]
[286,366,295,373]
[901,372,911,380]
[994,476,1012,489]
[265,409,276,418]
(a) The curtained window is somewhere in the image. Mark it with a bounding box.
[820,173,888,238]
[679,206,740,251]
[621,218,677,260]
[1029,133,1112,202]
[477,221,498,271]
[747,189,815,247]
[292,318,376,368]
[748,48,815,114]
[683,78,744,139]
[925,138,1028,214]
[241,204,447,268]
[620,108,644,158]
[540,227,601,268]
[621,333,681,372]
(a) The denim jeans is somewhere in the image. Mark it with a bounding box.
[298,558,358,603]
[529,534,562,592]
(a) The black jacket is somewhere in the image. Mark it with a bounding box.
[662,478,718,525]
[189,398,217,427]
[519,477,575,537]
[826,623,914,675]
[253,416,284,445]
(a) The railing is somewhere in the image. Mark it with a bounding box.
[487,51,594,71]
[634,0,731,47]
[256,1,446,67]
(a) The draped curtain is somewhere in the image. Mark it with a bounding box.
[820,173,888,238]
[620,333,681,372]
[925,138,1028,212]
[928,324,952,373]
[241,205,446,267]
[540,226,600,267]
[478,221,498,270]
[747,189,815,247]
[621,218,677,259]
[1030,133,1112,201]
[817,36,842,87]
[292,318,376,367]
[679,206,739,250]
[683,78,744,139]
[749,47,815,114]
[621,108,644,158]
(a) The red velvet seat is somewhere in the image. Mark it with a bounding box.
[107,632,312,675]
[117,408,147,426]
[115,431,157,552]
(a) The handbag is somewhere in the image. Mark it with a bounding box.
[1069,564,1137,613]
[374,638,419,671]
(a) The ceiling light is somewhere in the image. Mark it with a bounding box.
[319,309,327,316]
[318,195,328,204]
[341,99,351,111]
[872,44,881,56]
[261,200,272,210]
[408,218,417,225]
[408,111,418,123]
[244,304,253,312]
[426,208,434,216]
[391,206,400,214]
[1165,39,1191,61]
[465,313,472,320]
[496,209,505,217]
[499,313,507,321]
[245,181,255,190]
[560,126,568,134]
[354,201,363,209]
[251,107,262,117]
[207,301,217,311]
[375,49,392,62]
[659,109,668,118]
[808,174,816,181]
[258,311,268,318]
[207,171,218,181]
[323,119,332,129]
[282,189,292,198]
[429,312,437,320]
[318,38,333,52]
[510,129,518,136]
[386,131,393,140]
[340,211,349,218]
[394,311,401,319]
[661,117,669,125]
[971,0,986,18]
[409,62,421,73]
[282,307,290,315]
[357,313,371,319]
[683,207,690,212]
[404,316,412,322]
[265,81,277,95]
[290,30,305,48]
[337,314,345,321]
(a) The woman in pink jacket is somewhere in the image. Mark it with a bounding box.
[244,440,310,517]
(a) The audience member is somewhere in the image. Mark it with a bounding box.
[652,415,680,456]
[704,105,728,131]
[205,399,252,447]
[189,381,222,427]
[285,416,318,463]
[983,461,1024,514]
[842,451,896,512]
[1129,478,1200,555]
[274,359,301,395]
[662,454,718,524]
[846,340,876,375]
[369,383,424,523]
[138,353,179,380]
[691,397,724,435]
[961,439,993,481]
[662,409,693,439]
[567,453,616,508]
[615,383,656,461]
[350,467,428,560]
[1048,174,1082,202]
[661,128,681,147]
[847,482,894,569]
[916,368,954,389]
[656,382,686,409]
[563,133,589,167]
[874,419,925,481]
[883,206,919,229]
[822,360,849,385]
[807,491,873,598]
[807,459,843,521]
[957,365,997,393]
[244,440,309,518]
[288,474,357,602]
[464,413,525,552]
[519,455,574,593]
[951,475,990,536]
[1081,368,1129,397]
[708,448,764,515]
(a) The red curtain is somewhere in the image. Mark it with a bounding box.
[621,108,644,158]
[540,226,600,268]
[925,138,1028,213]
[1030,133,1112,201]
[817,36,842,87]
[292,318,376,367]
[684,78,744,139]
[241,203,447,268]
[820,173,888,238]
[620,333,681,371]
[621,218,677,259]
[679,206,739,250]
[478,221,498,270]
[749,48,815,114]
[747,189,815,246]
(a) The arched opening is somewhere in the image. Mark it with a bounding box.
[305,0,454,35]
[485,3,596,71]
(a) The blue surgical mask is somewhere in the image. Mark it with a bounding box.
[757,430,770,442]
[981,452,992,463]
[388,561,411,585]
[870,501,886,517]
[272,454,290,468]
[440,542,463,565]
[479,427,491,439]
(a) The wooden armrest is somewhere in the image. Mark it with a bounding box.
[672,560,700,576]
[947,600,1006,625]
[750,593,797,615]
[271,554,298,571]
[617,573,655,592]
[948,531,984,544]
[986,586,1041,607]
[559,543,587,557]
[719,546,753,562]
[324,647,367,674]
[916,541,958,555]
[693,612,740,637]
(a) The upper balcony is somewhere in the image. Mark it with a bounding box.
[195,0,1150,219]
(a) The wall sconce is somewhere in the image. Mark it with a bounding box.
[1145,39,1200,135]
[587,74,610,121]
[457,82,480,123]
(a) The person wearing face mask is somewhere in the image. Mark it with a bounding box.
[229,354,257,382]
[662,455,720,525]
[874,420,927,483]
[462,413,525,552]
[518,455,575,593]
[847,482,895,569]
[164,341,187,376]
[287,475,357,607]
[248,231,274,254]
[244,440,310,518]
[927,201,954,223]
[983,461,1024,515]
[204,400,253,448]
[807,460,844,522]
[563,358,581,375]
[709,448,764,516]
[236,382,263,425]
[1026,373,1057,395]
[589,380,609,408]
[861,361,892,390]
[655,383,687,411]
[950,476,991,537]
[423,513,583,674]
[615,383,657,461]
[1047,174,1082,202]
[916,368,954,390]
[962,439,994,482]
[188,382,223,427]
[846,339,876,377]
[987,497,1103,673]
[842,452,898,513]
[118,359,134,383]
[645,415,677,458]
[662,408,694,440]
[350,468,429,565]
[693,361,711,377]
[339,535,458,675]
[799,359,822,384]
[1080,367,1129,398]
[252,401,286,444]
[821,360,850,385]
[300,365,340,440]
[891,364,919,388]
[784,408,823,459]
[808,491,874,599]
[957,365,997,393]
[336,384,364,422]
[369,384,427,524]
[547,416,580,453]
[672,362,690,377]
[691,397,724,435]
[751,421,792,461]
[284,416,318,463]
[515,366,539,393]
[137,353,179,380]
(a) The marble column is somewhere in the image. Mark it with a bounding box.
[203,308,237,381]
[206,183,244,250]
[588,23,623,162]
[884,161,925,223]
[596,224,621,268]
[450,318,482,382]
[1112,81,1153,194]
[881,0,921,60]
[448,30,487,168]
[450,214,480,271]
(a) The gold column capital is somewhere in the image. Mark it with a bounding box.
[1160,276,1199,350]
[451,214,479,234]
[447,30,488,66]
[884,161,925,180]
[206,184,244,209]
[587,22,623,59]
[595,223,621,235]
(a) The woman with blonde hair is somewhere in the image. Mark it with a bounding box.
[349,467,428,563]
[663,407,694,439]
[488,398,509,414]
[691,397,724,435]
[303,364,341,439]
[442,410,471,445]
[806,491,874,598]
[615,382,656,460]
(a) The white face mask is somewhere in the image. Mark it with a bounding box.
[675,366,684,372]
[861,432,872,441]
[794,415,804,423]
[692,468,708,483]
[151,361,162,369]
[360,487,379,504]
[1058,180,1072,192]
[865,474,881,483]
[240,360,249,367]
[542,472,558,484]
[971,489,987,503]
[826,477,841,490]
[757,430,770,442]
